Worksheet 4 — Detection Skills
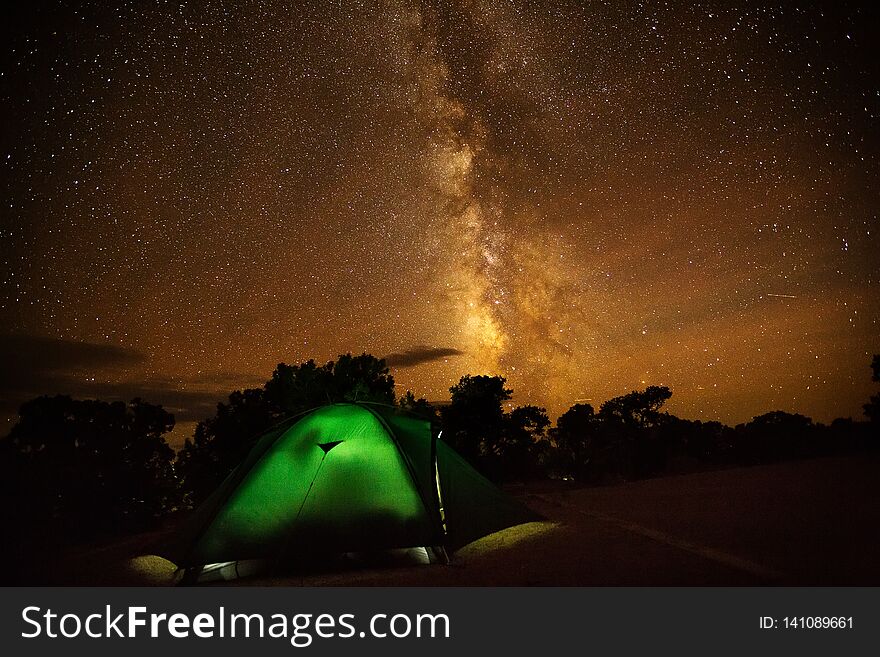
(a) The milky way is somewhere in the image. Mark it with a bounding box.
[1,1,878,442]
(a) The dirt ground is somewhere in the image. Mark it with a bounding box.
[34,453,880,586]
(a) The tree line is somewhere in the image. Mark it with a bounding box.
[1,353,878,546]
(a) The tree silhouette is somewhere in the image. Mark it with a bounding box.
[438,376,551,481]
[398,390,439,421]
[864,354,880,424]
[735,411,814,463]
[551,403,601,480]
[598,385,672,428]
[498,405,551,481]
[440,375,512,467]
[0,395,178,539]
[675,418,734,463]
[263,353,395,415]
[595,386,673,477]
[264,359,334,413]
[327,352,396,404]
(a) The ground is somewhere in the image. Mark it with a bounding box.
[32,453,880,586]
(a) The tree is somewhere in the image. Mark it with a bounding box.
[0,395,178,538]
[327,352,395,405]
[677,418,733,463]
[497,405,551,481]
[398,390,439,421]
[598,386,672,428]
[264,359,334,413]
[440,375,512,467]
[551,403,601,480]
[439,376,551,481]
[735,411,814,463]
[596,386,674,477]
[864,354,880,424]
[262,353,394,415]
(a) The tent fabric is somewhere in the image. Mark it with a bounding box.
[166,403,539,570]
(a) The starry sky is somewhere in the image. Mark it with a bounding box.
[2,0,878,444]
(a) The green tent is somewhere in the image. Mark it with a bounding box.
[167,403,539,580]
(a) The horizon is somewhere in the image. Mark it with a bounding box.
[2,342,876,451]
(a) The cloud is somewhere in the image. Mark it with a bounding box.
[0,333,265,424]
[55,379,248,422]
[383,345,464,368]
[0,333,144,380]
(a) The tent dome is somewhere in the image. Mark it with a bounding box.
[166,403,538,579]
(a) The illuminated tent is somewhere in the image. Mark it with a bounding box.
[166,403,538,580]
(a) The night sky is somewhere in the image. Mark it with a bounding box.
[2,1,878,443]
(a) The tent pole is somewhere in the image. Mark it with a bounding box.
[271,452,328,572]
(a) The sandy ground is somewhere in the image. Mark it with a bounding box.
[35,453,880,586]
